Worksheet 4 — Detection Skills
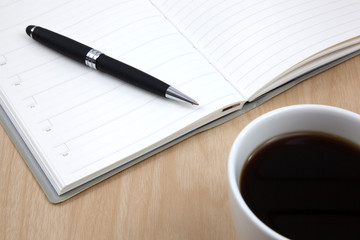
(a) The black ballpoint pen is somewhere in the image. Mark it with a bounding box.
[25,25,198,105]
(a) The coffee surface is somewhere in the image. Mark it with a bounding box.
[240,132,360,240]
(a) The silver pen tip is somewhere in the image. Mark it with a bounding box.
[165,86,199,106]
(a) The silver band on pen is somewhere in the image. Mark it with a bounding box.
[85,49,103,69]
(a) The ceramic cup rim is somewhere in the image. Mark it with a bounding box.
[228,104,360,239]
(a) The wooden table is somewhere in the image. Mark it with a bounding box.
[1,55,360,240]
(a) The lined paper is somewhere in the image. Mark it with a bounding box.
[152,0,360,99]
[0,0,244,194]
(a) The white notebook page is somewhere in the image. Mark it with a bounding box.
[0,0,244,194]
[152,0,360,100]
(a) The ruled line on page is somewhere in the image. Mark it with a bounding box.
[41,71,219,141]
[0,0,74,33]
[212,0,317,60]
[174,0,208,26]
[53,96,158,150]
[233,12,360,83]
[50,64,236,160]
[185,1,244,36]
[222,1,358,72]
[242,22,360,90]
[55,0,135,35]
[181,1,224,32]
[40,52,201,143]
[46,52,214,145]
[195,0,270,45]
[68,92,241,173]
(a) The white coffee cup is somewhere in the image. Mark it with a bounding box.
[227,104,360,239]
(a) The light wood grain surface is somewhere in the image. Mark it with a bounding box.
[1,55,360,240]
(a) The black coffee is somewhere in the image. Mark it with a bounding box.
[240,132,360,240]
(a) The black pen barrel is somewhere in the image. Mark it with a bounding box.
[96,55,169,96]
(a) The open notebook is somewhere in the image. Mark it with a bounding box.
[1,0,360,202]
